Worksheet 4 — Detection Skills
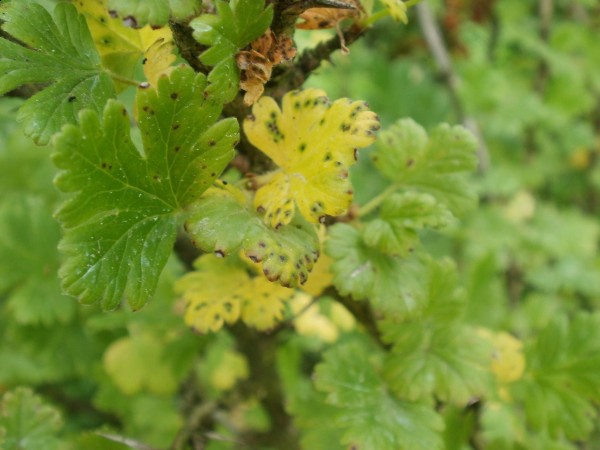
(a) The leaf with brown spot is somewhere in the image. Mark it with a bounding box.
[236,29,297,105]
[185,182,320,289]
[296,0,361,30]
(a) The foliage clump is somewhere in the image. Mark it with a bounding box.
[1,0,600,449]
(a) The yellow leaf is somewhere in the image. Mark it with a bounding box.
[177,253,295,332]
[569,147,591,170]
[240,277,294,330]
[103,332,178,395]
[380,0,408,24]
[210,350,249,391]
[244,89,380,227]
[175,255,246,333]
[330,302,356,331]
[478,328,526,384]
[302,226,334,296]
[490,332,526,383]
[76,0,173,84]
[143,37,176,86]
[292,293,339,343]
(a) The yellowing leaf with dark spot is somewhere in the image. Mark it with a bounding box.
[185,183,320,288]
[478,328,525,384]
[240,276,293,330]
[175,255,246,333]
[176,253,294,332]
[244,89,380,228]
[76,0,173,86]
[143,37,176,86]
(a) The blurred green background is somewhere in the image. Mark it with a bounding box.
[1,0,600,448]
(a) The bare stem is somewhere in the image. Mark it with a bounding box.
[416,1,490,171]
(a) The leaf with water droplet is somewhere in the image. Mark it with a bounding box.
[53,66,238,310]
[0,2,115,144]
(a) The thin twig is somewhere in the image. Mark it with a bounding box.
[96,432,159,450]
[267,23,366,101]
[416,1,490,172]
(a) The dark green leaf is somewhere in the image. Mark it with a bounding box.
[0,2,115,144]
[53,66,238,309]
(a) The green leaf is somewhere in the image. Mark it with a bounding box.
[190,0,273,101]
[185,183,320,288]
[380,259,491,404]
[108,0,169,27]
[53,66,238,309]
[372,119,478,217]
[107,0,202,27]
[0,196,76,325]
[0,387,63,450]
[277,340,345,450]
[314,339,444,450]
[0,2,115,144]
[514,312,600,440]
[326,223,425,317]
[362,192,453,256]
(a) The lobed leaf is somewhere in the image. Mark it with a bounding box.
[314,339,444,450]
[326,223,425,317]
[107,0,202,27]
[245,89,380,227]
[76,0,174,87]
[380,259,491,404]
[175,254,294,332]
[0,2,115,144]
[53,66,238,310]
[190,0,273,102]
[0,388,63,450]
[185,183,320,288]
[0,196,75,325]
[362,192,453,256]
[514,313,600,440]
[372,118,478,217]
